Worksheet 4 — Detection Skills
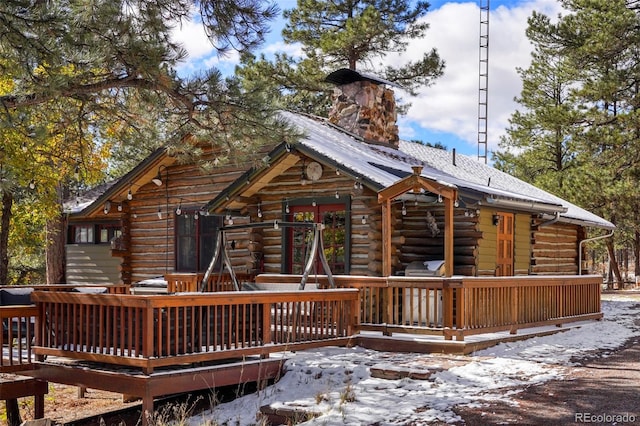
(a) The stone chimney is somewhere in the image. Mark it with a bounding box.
[326,69,399,148]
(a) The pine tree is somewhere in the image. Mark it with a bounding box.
[237,0,445,115]
[496,0,640,285]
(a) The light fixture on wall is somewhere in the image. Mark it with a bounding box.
[175,199,183,216]
[103,201,111,214]
[152,165,168,186]
[257,202,263,218]
[157,207,163,219]
[492,214,500,226]
[127,186,133,200]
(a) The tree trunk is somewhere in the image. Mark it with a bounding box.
[606,239,622,289]
[45,184,66,284]
[0,190,13,286]
[634,231,640,284]
[6,399,22,426]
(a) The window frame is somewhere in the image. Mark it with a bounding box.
[174,210,223,273]
[281,196,351,274]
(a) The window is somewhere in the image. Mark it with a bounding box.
[285,200,348,274]
[175,211,222,272]
[71,225,94,244]
[68,223,121,244]
[97,225,122,244]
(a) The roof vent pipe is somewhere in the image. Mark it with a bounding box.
[452,148,456,166]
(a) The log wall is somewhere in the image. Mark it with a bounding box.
[125,151,257,283]
[237,157,382,276]
[394,203,480,276]
[530,220,580,275]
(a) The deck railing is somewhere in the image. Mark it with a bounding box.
[165,272,254,293]
[0,284,130,372]
[443,275,603,340]
[2,275,603,374]
[253,274,603,341]
[31,289,360,374]
[0,305,38,372]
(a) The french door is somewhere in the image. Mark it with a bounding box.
[287,203,347,274]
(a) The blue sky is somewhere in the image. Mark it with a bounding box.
[173,0,564,159]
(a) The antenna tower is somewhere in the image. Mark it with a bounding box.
[477,0,489,164]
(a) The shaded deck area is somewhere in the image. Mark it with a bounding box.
[0,274,603,424]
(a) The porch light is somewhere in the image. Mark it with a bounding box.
[335,190,340,199]
[175,199,182,216]
[157,208,162,219]
[285,202,290,214]
[117,203,123,212]
[492,214,500,226]
[127,188,133,200]
[401,201,407,216]
[274,220,279,230]
[103,201,111,214]
[437,194,443,203]
[361,215,366,224]
[152,165,168,187]
[257,203,263,218]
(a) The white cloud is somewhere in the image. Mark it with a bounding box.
[262,40,304,58]
[398,0,565,152]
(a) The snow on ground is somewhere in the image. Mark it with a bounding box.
[187,293,640,425]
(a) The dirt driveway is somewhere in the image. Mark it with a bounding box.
[454,298,640,426]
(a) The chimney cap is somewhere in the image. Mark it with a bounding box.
[325,68,403,89]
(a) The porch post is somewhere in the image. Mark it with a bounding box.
[443,195,455,277]
[382,198,392,277]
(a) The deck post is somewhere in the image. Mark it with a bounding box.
[510,286,518,334]
[262,302,271,346]
[383,285,393,336]
[142,299,155,374]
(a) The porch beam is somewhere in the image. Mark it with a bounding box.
[444,196,455,277]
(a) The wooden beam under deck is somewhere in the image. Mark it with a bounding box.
[24,357,284,424]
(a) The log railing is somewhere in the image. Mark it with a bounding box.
[31,289,360,374]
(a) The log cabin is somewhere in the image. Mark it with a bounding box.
[6,68,614,424]
[64,68,614,286]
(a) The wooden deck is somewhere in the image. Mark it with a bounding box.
[0,275,603,424]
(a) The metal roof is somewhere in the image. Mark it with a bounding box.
[279,111,614,230]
